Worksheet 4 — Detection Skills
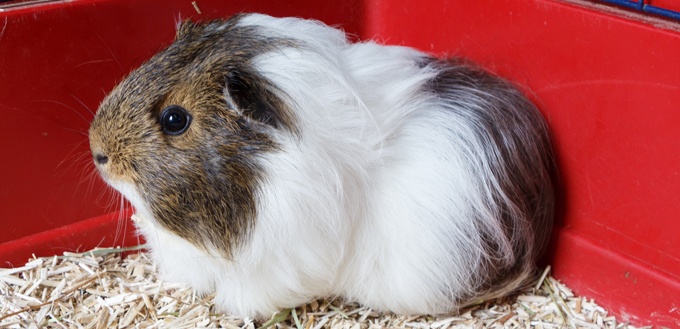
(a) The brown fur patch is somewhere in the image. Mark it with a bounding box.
[89,15,295,257]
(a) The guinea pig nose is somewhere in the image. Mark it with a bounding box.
[94,153,109,165]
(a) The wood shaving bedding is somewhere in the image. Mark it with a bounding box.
[0,247,645,329]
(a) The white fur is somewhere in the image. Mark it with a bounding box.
[123,14,548,318]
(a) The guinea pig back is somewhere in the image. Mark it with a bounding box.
[88,13,555,317]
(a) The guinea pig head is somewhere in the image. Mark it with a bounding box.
[88,17,295,256]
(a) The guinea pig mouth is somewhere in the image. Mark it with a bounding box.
[106,180,151,218]
[93,163,109,181]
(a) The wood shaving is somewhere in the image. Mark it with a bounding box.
[0,248,642,328]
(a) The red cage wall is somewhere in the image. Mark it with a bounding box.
[1,0,679,326]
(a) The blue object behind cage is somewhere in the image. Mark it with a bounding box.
[598,0,680,20]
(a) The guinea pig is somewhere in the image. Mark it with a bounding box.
[88,13,555,318]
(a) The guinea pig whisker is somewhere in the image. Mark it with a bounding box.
[95,33,124,73]
[73,59,116,69]
[68,152,98,202]
[0,17,7,45]
[31,99,91,127]
[114,193,126,246]
[93,236,107,250]
[84,164,103,201]
[95,180,118,210]
[55,138,90,171]
[62,127,89,137]
[69,93,96,119]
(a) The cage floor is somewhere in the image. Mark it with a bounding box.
[0,247,644,329]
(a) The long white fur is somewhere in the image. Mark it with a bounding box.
[127,14,543,317]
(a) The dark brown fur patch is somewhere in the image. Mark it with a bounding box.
[424,58,556,298]
[89,15,297,257]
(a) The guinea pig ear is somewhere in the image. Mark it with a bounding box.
[175,20,196,41]
[223,69,294,131]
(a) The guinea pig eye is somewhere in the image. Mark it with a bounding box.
[160,105,192,135]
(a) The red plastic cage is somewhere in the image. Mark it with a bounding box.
[1,0,679,327]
